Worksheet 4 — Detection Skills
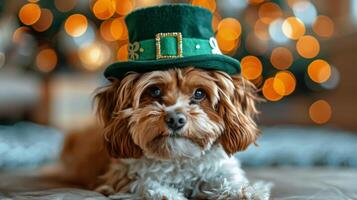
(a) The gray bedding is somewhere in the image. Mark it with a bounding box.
[1,167,356,200]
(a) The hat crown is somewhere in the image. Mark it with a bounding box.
[125,4,214,43]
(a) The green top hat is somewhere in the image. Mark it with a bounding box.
[104,4,241,79]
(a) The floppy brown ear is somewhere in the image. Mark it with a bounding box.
[213,72,260,155]
[95,74,143,158]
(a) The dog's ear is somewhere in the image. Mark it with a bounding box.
[213,72,260,156]
[95,74,143,158]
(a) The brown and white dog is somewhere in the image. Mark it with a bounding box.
[59,67,271,200]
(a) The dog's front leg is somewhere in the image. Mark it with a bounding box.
[133,180,188,200]
[191,159,271,200]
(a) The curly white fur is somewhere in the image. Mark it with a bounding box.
[98,145,271,200]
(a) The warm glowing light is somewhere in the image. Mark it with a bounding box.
[79,43,111,71]
[135,0,162,8]
[216,32,238,53]
[19,3,41,25]
[313,15,334,38]
[36,48,57,72]
[217,18,242,39]
[110,18,125,40]
[115,0,134,15]
[192,0,216,13]
[93,0,116,20]
[241,56,263,80]
[100,20,116,41]
[273,71,296,96]
[64,14,88,37]
[270,47,293,70]
[12,27,29,43]
[33,9,53,32]
[262,77,283,101]
[282,17,305,40]
[254,19,270,41]
[308,59,331,83]
[247,0,264,5]
[296,35,320,58]
[117,44,128,61]
[309,100,332,124]
[55,0,76,12]
[258,2,282,24]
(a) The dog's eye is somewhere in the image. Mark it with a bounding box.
[192,89,206,101]
[149,86,161,98]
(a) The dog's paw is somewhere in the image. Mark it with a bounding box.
[241,181,273,200]
[95,185,115,196]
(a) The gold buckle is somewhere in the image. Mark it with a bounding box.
[155,32,183,59]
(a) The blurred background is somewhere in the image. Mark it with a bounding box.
[0,0,357,169]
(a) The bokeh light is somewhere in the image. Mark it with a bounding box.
[321,65,340,90]
[64,14,88,37]
[217,18,242,39]
[292,1,317,25]
[55,0,76,12]
[241,55,263,80]
[282,17,305,40]
[33,9,53,32]
[12,26,29,43]
[269,18,289,43]
[79,42,111,71]
[117,44,128,61]
[313,15,334,38]
[296,35,320,58]
[36,48,57,72]
[262,77,283,101]
[93,0,116,20]
[110,17,126,40]
[254,19,270,41]
[273,71,296,96]
[258,2,282,24]
[270,47,293,70]
[212,12,222,32]
[191,0,216,13]
[115,0,134,15]
[308,59,331,83]
[309,100,332,124]
[100,20,116,41]
[19,3,41,25]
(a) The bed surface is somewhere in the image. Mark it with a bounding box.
[1,167,356,200]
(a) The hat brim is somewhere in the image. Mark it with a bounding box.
[104,54,241,79]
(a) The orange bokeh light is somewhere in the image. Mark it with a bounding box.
[218,18,242,39]
[117,44,128,61]
[296,35,320,59]
[12,27,29,43]
[258,2,282,24]
[270,47,293,70]
[313,15,334,38]
[254,19,270,41]
[36,48,57,72]
[33,8,53,32]
[273,71,296,96]
[110,18,125,40]
[241,56,263,80]
[282,17,305,40]
[191,0,216,13]
[100,20,115,41]
[309,100,332,124]
[64,14,88,37]
[93,0,116,20]
[212,12,222,32]
[262,77,283,101]
[308,59,331,83]
[19,3,41,25]
[115,0,134,15]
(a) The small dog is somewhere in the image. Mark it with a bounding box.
[60,67,271,200]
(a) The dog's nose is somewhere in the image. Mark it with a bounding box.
[165,111,187,130]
